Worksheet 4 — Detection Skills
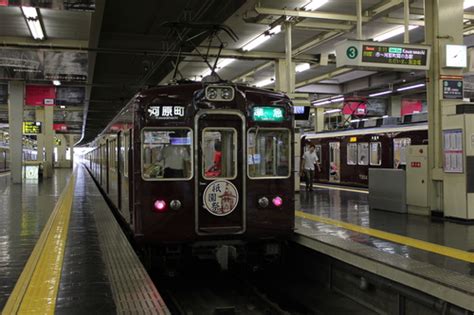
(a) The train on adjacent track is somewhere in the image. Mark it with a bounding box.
[85,82,295,267]
[302,122,428,188]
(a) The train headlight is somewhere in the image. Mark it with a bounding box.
[170,200,182,211]
[153,200,167,212]
[258,197,269,208]
[272,196,283,207]
[205,85,235,102]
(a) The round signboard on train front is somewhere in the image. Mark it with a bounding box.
[203,180,239,216]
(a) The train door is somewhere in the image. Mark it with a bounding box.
[329,142,340,183]
[195,111,245,235]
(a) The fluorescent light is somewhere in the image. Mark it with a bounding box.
[330,97,344,103]
[324,109,341,114]
[21,6,45,40]
[242,25,282,51]
[255,77,274,87]
[312,100,331,106]
[465,0,474,9]
[382,115,389,118]
[396,83,425,92]
[312,95,344,106]
[304,0,328,11]
[350,119,361,123]
[374,25,418,42]
[53,80,61,86]
[295,63,311,73]
[199,58,236,78]
[369,90,392,97]
[60,105,66,109]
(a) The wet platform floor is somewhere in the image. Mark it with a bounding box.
[296,185,474,277]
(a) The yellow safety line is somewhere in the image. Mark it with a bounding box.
[2,173,76,315]
[295,210,474,264]
[300,183,369,194]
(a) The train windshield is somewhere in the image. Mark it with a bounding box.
[247,128,290,178]
[141,128,193,180]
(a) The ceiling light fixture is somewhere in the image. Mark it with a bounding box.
[21,6,45,40]
[373,25,418,42]
[324,109,342,114]
[242,25,282,51]
[465,0,474,9]
[295,63,311,73]
[396,83,425,91]
[369,90,392,97]
[312,95,344,106]
[53,80,61,86]
[60,105,66,109]
[304,0,329,11]
[255,77,275,87]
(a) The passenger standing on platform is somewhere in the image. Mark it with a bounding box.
[302,144,321,191]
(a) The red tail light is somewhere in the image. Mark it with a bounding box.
[153,200,167,212]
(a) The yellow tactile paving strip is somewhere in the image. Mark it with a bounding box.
[2,173,75,315]
[295,210,474,264]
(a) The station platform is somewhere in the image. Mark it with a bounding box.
[0,165,169,314]
[294,184,474,311]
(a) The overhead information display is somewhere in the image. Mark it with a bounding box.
[335,40,431,71]
[23,121,42,134]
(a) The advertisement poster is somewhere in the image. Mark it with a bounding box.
[401,99,423,116]
[55,86,85,105]
[366,98,387,116]
[25,85,56,106]
[342,101,367,116]
[443,129,463,173]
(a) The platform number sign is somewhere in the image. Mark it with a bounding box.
[346,46,358,59]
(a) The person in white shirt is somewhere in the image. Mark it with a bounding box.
[158,144,190,178]
[301,144,321,191]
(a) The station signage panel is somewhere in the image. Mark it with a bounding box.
[442,80,463,100]
[23,121,41,134]
[335,40,431,71]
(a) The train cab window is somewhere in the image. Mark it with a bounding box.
[315,145,322,162]
[370,142,382,166]
[393,138,411,168]
[202,129,236,179]
[141,128,192,180]
[357,143,369,165]
[347,143,358,165]
[247,128,290,178]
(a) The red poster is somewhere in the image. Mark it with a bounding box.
[401,99,422,116]
[0,0,8,6]
[343,101,367,116]
[25,85,56,106]
[53,124,68,132]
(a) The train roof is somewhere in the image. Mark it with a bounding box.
[303,123,428,139]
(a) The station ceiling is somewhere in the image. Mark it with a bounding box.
[1,0,474,143]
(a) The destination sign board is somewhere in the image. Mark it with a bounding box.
[23,121,42,134]
[335,40,431,71]
[252,106,285,122]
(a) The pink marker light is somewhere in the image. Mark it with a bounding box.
[154,200,167,212]
[272,196,283,207]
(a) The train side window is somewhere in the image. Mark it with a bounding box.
[141,128,193,181]
[370,142,382,166]
[315,145,321,162]
[247,128,290,178]
[393,138,411,168]
[357,143,369,165]
[347,143,357,165]
[202,128,237,180]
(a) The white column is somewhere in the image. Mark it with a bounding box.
[36,108,44,161]
[314,107,325,132]
[390,95,402,117]
[8,81,24,184]
[68,134,75,168]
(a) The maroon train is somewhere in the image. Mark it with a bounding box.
[85,82,294,264]
[302,123,428,188]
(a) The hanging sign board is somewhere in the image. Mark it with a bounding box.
[23,121,42,134]
[335,40,431,71]
[442,80,463,99]
[25,85,55,106]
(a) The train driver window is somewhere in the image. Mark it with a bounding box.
[393,138,411,168]
[347,143,357,165]
[202,129,236,179]
[357,143,369,165]
[141,129,192,180]
[370,142,382,166]
[247,128,290,178]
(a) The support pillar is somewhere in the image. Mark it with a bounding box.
[390,95,402,117]
[43,105,54,177]
[314,107,325,132]
[424,0,465,213]
[36,108,44,161]
[8,81,24,184]
[68,134,75,168]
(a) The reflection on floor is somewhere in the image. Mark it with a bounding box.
[0,170,72,309]
[297,186,474,276]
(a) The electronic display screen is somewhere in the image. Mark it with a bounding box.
[293,106,310,120]
[362,45,428,66]
[23,121,42,134]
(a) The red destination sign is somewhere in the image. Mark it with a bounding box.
[25,85,56,106]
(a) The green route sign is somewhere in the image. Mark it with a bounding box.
[252,106,285,122]
[346,46,358,59]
